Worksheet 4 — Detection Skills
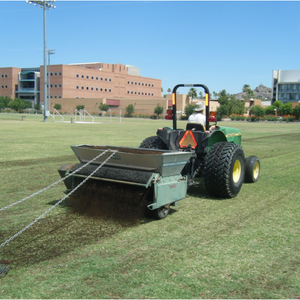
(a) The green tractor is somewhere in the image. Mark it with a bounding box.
[139,84,260,199]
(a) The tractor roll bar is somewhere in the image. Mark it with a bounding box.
[171,84,210,130]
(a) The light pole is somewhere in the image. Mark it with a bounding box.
[26,0,56,121]
[47,49,55,112]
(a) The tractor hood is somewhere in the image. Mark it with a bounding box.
[219,126,242,145]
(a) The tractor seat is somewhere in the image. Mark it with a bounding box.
[186,123,205,131]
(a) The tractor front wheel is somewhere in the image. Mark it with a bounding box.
[204,142,245,198]
[244,155,260,183]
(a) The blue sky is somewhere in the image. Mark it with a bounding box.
[1,1,300,95]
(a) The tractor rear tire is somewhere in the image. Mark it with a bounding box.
[204,142,245,198]
[244,155,260,183]
[139,136,167,150]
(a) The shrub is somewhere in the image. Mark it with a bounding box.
[247,116,259,122]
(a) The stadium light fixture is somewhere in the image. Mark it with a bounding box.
[26,0,56,121]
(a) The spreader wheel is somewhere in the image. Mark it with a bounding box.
[204,142,245,198]
[244,155,260,183]
[148,204,170,220]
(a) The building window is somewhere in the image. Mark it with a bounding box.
[91,76,94,80]
[127,91,130,94]
[81,86,84,90]
[96,87,98,91]
[109,78,111,82]
[76,86,79,89]
[96,77,98,80]
[105,88,107,92]
[82,75,84,79]
[59,84,61,88]
[91,87,94,91]
[76,74,79,78]
[101,77,103,81]
[59,72,62,76]
[105,78,107,81]
[55,72,57,76]
[109,89,111,92]
[86,87,89,90]
[50,72,53,76]
[127,81,130,84]
[86,75,89,79]
[100,88,103,91]
[54,84,57,88]
[59,96,61,98]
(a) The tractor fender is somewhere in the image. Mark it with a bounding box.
[207,130,227,149]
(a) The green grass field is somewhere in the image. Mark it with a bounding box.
[0,113,299,298]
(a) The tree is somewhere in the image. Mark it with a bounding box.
[0,96,10,110]
[188,88,197,99]
[185,104,195,117]
[250,105,265,117]
[218,89,229,106]
[265,105,276,115]
[212,91,219,99]
[154,104,163,117]
[54,103,61,110]
[8,98,32,112]
[272,100,283,115]
[282,102,293,115]
[293,105,300,120]
[76,105,85,110]
[34,103,41,111]
[242,84,255,99]
[228,96,245,115]
[99,103,109,112]
[217,105,228,121]
[167,88,171,94]
[125,104,135,117]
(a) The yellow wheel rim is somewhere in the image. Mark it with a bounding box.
[233,160,242,183]
[253,161,260,179]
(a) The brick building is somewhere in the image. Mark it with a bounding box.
[0,62,165,114]
[0,67,21,99]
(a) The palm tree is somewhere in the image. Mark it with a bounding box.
[188,88,197,99]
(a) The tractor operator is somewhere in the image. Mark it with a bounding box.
[188,102,206,125]
[188,102,215,132]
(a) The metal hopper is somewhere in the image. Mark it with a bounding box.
[71,145,192,176]
[58,145,193,219]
